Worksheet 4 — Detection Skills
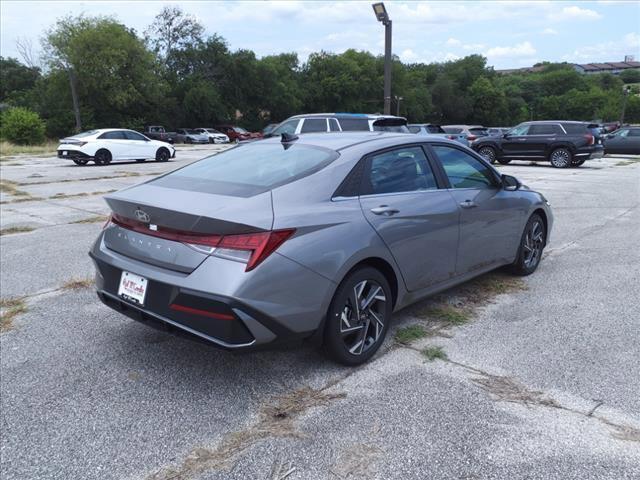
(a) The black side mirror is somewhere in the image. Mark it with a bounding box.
[501,174,521,191]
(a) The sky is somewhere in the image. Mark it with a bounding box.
[1,0,639,69]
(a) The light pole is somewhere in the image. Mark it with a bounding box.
[372,3,392,115]
[620,85,631,125]
[395,95,403,116]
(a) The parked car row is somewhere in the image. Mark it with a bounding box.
[140,125,263,144]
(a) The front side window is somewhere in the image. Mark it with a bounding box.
[301,118,328,133]
[508,124,530,136]
[365,146,438,195]
[614,129,630,137]
[628,129,640,137]
[433,145,496,190]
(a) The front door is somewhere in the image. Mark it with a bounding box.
[359,145,460,291]
[430,144,524,274]
[502,123,531,157]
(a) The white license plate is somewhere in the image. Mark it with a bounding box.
[118,271,148,306]
[62,151,68,156]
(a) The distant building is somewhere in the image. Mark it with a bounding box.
[497,58,640,75]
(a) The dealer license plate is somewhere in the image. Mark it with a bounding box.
[118,271,148,306]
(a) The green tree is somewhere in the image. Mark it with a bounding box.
[1,107,46,144]
[0,57,40,103]
[145,6,204,64]
[619,69,640,84]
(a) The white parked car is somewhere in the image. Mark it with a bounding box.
[57,129,176,166]
[194,128,230,144]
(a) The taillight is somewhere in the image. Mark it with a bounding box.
[584,134,594,145]
[110,213,295,272]
[467,135,477,141]
[215,229,296,271]
[446,135,456,140]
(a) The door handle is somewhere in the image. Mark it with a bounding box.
[370,205,399,216]
[459,200,477,209]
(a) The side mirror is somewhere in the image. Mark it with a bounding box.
[503,133,510,139]
[501,174,521,191]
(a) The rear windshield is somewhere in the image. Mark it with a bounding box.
[373,125,409,133]
[443,127,462,134]
[469,128,488,136]
[153,143,337,197]
[426,125,445,134]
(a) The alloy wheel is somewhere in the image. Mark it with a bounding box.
[339,280,387,356]
[550,149,570,168]
[523,220,544,268]
[479,146,496,163]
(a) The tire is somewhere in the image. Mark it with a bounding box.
[478,146,497,164]
[497,158,512,165]
[323,267,392,366]
[511,213,546,276]
[234,138,240,144]
[156,147,170,162]
[72,158,89,166]
[94,149,112,166]
[186,138,192,144]
[571,159,586,167]
[549,147,572,168]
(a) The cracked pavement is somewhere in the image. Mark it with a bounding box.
[1,150,639,479]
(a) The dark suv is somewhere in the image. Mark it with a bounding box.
[472,121,604,168]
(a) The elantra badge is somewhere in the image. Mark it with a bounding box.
[134,208,150,223]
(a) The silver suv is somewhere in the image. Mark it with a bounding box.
[266,113,409,137]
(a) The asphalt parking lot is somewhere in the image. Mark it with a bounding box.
[1,146,639,479]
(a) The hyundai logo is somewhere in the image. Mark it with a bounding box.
[134,208,150,223]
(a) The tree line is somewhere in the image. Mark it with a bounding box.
[1,6,639,140]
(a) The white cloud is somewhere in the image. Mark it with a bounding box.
[400,48,419,62]
[486,41,536,58]
[445,37,461,46]
[443,52,461,62]
[541,28,558,35]
[567,32,640,61]
[462,43,486,51]
[551,6,602,21]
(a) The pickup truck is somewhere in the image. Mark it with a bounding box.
[141,126,175,144]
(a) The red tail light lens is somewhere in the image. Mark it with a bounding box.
[584,134,594,145]
[216,229,296,271]
[467,135,477,141]
[110,213,295,272]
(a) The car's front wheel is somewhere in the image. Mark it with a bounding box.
[156,147,170,162]
[324,267,392,365]
[549,147,572,168]
[498,158,512,165]
[511,213,546,276]
[94,149,112,166]
[478,146,497,164]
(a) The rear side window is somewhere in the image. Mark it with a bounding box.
[427,125,445,134]
[628,129,640,137]
[301,118,328,133]
[443,127,462,134]
[154,144,337,197]
[562,123,588,134]
[99,131,126,140]
[329,118,340,132]
[339,118,370,131]
[432,145,496,190]
[364,146,438,195]
[528,124,561,135]
[408,126,421,134]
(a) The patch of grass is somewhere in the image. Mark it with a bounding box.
[394,324,429,344]
[421,346,447,361]
[0,297,27,332]
[471,373,559,408]
[419,305,470,325]
[0,180,30,197]
[615,160,640,167]
[62,277,93,290]
[70,215,109,224]
[0,140,58,159]
[49,189,116,200]
[0,226,35,236]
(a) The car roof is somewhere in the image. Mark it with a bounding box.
[524,120,588,124]
[256,131,461,152]
[442,125,485,128]
[288,113,405,120]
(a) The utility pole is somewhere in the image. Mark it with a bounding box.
[372,3,392,115]
[395,96,403,116]
[620,85,631,125]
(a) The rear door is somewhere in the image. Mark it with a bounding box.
[524,123,563,157]
[359,145,460,291]
[430,144,524,274]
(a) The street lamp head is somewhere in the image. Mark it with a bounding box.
[372,2,389,23]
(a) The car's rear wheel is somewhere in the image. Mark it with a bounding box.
[498,158,512,165]
[156,147,170,162]
[478,146,497,164]
[324,267,392,365]
[511,213,546,276]
[94,149,112,166]
[72,158,89,166]
[549,147,571,168]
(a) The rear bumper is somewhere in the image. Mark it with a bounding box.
[575,145,604,160]
[58,149,91,160]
